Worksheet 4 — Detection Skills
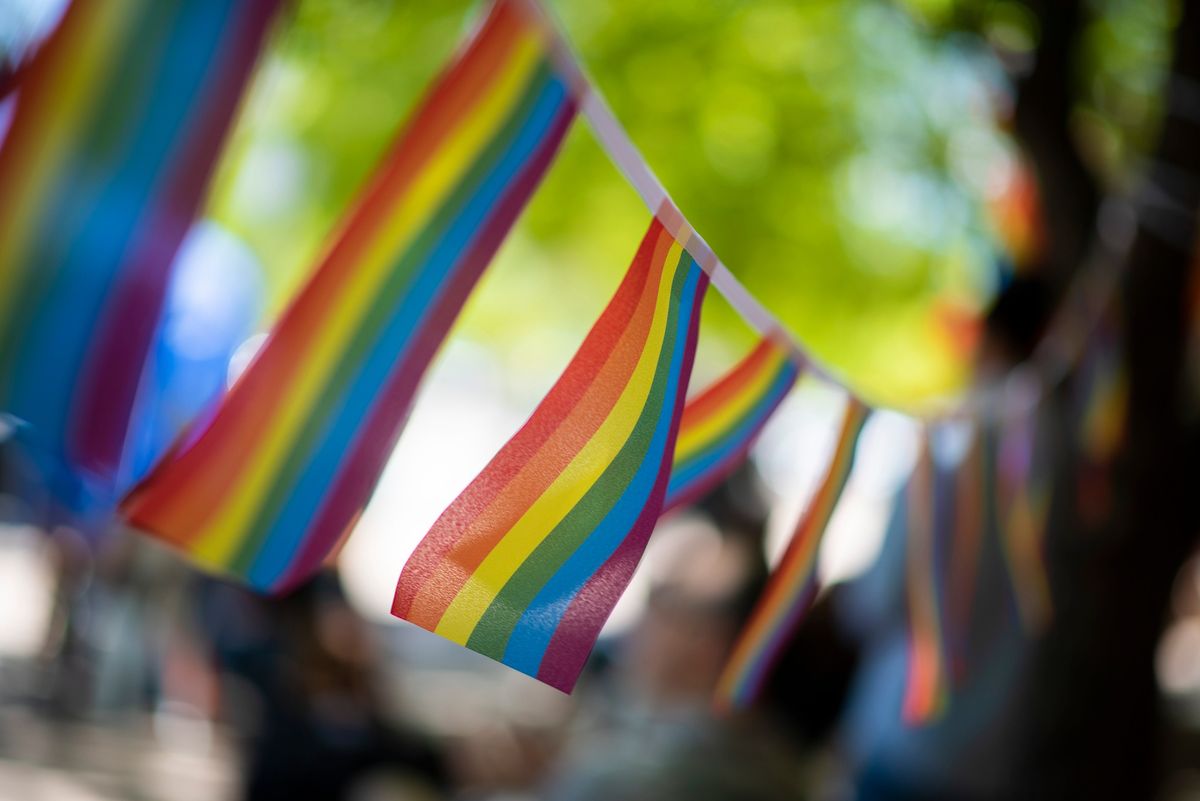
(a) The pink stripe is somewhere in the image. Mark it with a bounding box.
[274,100,576,592]
[537,269,708,691]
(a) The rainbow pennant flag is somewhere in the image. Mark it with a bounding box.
[393,216,710,692]
[663,337,799,512]
[0,0,280,509]
[122,0,578,592]
[715,397,869,710]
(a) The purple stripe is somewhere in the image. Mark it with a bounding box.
[536,269,708,691]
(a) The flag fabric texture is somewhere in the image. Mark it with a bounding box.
[0,0,280,510]
[664,337,799,512]
[393,217,710,692]
[714,397,869,710]
[122,0,578,592]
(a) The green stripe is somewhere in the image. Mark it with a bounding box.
[230,60,557,573]
[465,248,696,660]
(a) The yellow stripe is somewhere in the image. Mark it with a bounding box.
[191,31,548,565]
[434,241,686,644]
[0,0,132,324]
[673,350,785,461]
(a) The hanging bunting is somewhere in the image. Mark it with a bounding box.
[664,337,800,512]
[902,432,951,724]
[122,0,578,592]
[714,397,869,711]
[0,0,280,509]
[393,215,710,692]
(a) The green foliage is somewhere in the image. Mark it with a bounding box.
[202,0,1174,409]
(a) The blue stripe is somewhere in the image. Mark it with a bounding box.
[8,0,240,474]
[501,263,704,676]
[246,77,570,589]
[664,365,796,505]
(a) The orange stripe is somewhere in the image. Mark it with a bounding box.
[403,225,676,629]
[678,339,776,428]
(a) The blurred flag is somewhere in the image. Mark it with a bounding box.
[122,0,578,592]
[120,222,264,488]
[664,337,800,513]
[394,216,709,692]
[995,405,1052,633]
[0,0,280,514]
[714,396,869,710]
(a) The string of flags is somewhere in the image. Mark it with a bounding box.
[122,0,578,593]
[715,397,869,710]
[0,0,1125,702]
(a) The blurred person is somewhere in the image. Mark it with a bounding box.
[766,2,1200,799]
[195,569,449,801]
[540,514,806,801]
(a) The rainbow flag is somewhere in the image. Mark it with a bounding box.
[902,434,950,723]
[663,337,799,512]
[122,0,578,592]
[715,397,869,710]
[0,0,280,508]
[393,216,710,692]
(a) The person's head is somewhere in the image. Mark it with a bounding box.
[624,521,762,706]
[977,274,1055,375]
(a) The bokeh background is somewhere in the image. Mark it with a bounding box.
[0,1,1194,800]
